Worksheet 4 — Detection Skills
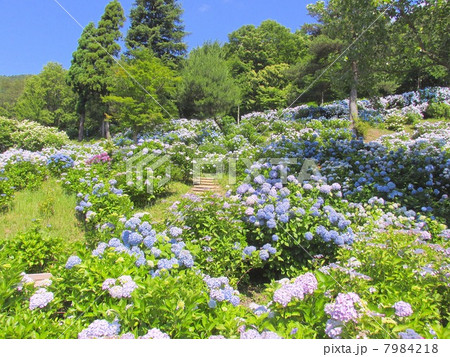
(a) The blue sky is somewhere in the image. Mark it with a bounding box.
[0,0,313,76]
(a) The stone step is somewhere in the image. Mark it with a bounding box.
[191,177,222,195]
[28,273,52,287]
[193,183,220,187]
[192,186,221,192]
[194,179,218,184]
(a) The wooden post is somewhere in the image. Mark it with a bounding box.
[237,105,240,126]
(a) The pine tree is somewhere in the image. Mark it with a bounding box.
[178,42,240,118]
[126,0,187,63]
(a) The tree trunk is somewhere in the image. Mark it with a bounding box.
[105,120,111,140]
[349,60,359,125]
[321,91,324,106]
[133,130,138,143]
[100,119,105,138]
[78,106,85,142]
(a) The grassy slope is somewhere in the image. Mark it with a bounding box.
[0,178,84,242]
[365,119,446,142]
[134,181,192,224]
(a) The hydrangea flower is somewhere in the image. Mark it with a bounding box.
[240,329,282,339]
[273,273,318,307]
[102,276,137,299]
[242,245,256,258]
[398,329,424,339]
[65,255,82,269]
[324,293,360,323]
[78,319,121,339]
[128,232,143,246]
[169,227,183,237]
[325,319,344,339]
[138,328,170,339]
[29,288,54,310]
[393,301,413,317]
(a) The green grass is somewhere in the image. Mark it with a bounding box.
[134,181,192,224]
[0,178,85,242]
[364,127,395,142]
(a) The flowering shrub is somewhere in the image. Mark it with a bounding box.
[86,152,111,165]
[47,153,74,175]
[0,170,14,210]
[3,161,48,190]
[6,119,68,151]
[2,224,65,273]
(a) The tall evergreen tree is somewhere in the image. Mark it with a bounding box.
[94,0,125,138]
[67,1,124,140]
[67,22,97,141]
[126,0,187,63]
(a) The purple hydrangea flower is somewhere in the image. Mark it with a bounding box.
[169,227,183,237]
[29,288,54,310]
[78,319,121,339]
[393,301,413,317]
[325,319,344,339]
[102,278,116,290]
[325,293,360,323]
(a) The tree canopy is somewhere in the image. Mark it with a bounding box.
[104,49,179,141]
[178,42,240,119]
[126,0,187,63]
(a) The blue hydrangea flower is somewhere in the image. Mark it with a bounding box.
[65,255,82,269]
[128,232,143,246]
[178,250,194,268]
[125,217,141,230]
[171,242,186,256]
[143,236,157,249]
[259,250,269,261]
[262,243,276,254]
[108,238,122,248]
[398,329,424,339]
[150,247,161,258]
[242,246,256,257]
